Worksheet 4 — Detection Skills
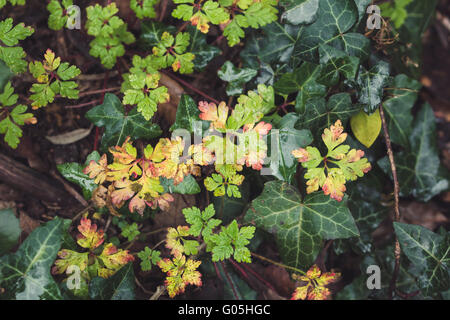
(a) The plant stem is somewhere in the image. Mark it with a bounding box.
[250,252,306,276]
[160,70,220,104]
[379,104,401,300]
[220,261,240,300]
[240,263,278,293]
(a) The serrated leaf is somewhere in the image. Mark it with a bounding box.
[85,93,162,151]
[89,263,135,300]
[0,218,63,300]
[350,109,381,148]
[394,222,450,296]
[244,181,358,269]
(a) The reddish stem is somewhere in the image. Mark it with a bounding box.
[93,71,110,150]
[220,261,240,300]
[65,99,101,109]
[240,263,278,293]
[160,70,220,104]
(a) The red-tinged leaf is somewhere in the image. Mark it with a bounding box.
[76,217,105,250]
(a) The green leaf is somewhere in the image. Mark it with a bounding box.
[350,60,391,113]
[241,22,302,67]
[170,94,207,134]
[85,93,162,151]
[0,208,21,255]
[382,74,421,148]
[350,109,381,148]
[137,247,161,271]
[293,0,370,63]
[380,0,413,29]
[139,20,177,50]
[274,62,327,113]
[244,181,358,269]
[186,25,220,71]
[0,60,13,90]
[296,92,359,134]
[333,170,389,255]
[279,0,319,25]
[161,175,201,195]
[317,44,360,86]
[0,218,63,300]
[130,0,158,19]
[268,113,313,183]
[218,61,257,96]
[89,263,135,300]
[57,162,98,200]
[378,103,449,201]
[394,222,450,296]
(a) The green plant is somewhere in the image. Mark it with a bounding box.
[29,49,81,108]
[0,0,448,303]
[172,0,278,46]
[47,0,74,30]
[0,81,36,148]
[86,3,135,69]
[0,18,33,73]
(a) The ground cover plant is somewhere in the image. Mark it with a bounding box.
[0,0,449,301]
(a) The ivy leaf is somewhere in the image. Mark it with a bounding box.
[244,181,359,269]
[382,74,421,148]
[333,170,389,255]
[0,208,21,255]
[394,222,450,296]
[350,109,381,148]
[0,218,63,300]
[89,263,135,300]
[218,61,257,96]
[350,60,391,114]
[241,22,301,67]
[85,93,162,151]
[161,175,201,195]
[267,114,313,183]
[293,0,370,63]
[57,162,98,200]
[274,62,327,114]
[186,25,220,71]
[317,44,360,87]
[138,20,177,50]
[279,0,319,25]
[170,94,208,134]
[296,92,359,134]
[0,60,13,90]
[378,103,449,201]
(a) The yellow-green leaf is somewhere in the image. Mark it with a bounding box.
[350,109,381,148]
